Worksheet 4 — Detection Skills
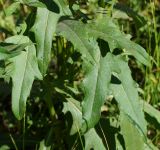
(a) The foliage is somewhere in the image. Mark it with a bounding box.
[0,0,160,149]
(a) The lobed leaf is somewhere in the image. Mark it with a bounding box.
[5,35,42,119]
[56,19,148,135]
[87,17,150,66]
[56,20,112,131]
[111,55,147,135]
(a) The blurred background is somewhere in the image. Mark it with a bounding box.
[0,0,160,149]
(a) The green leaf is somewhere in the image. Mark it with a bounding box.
[0,43,29,60]
[120,112,146,150]
[4,2,20,16]
[120,112,156,150]
[56,20,99,63]
[55,87,82,135]
[15,0,46,7]
[84,128,106,150]
[63,97,82,135]
[54,0,71,15]
[58,87,106,148]
[56,19,148,135]
[5,35,42,120]
[114,3,146,27]
[39,140,51,150]
[31,8,60,76]
[56,20,115,131]
[141,100,160,125]
[0,145,10,150]
[87,17,150,66]
[81,52,120,132]
[111,55,147,135]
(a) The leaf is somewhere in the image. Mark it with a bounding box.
[110,55,147,135]
[63,97,82,135]
[84,128,106,150]
[81,52,121,132]
[56,20,97,62]
[56,19,148,135]
[120,112,156,150]
[4,2,20,16]
[0,43,29,60]
[57,87,106,149]
[55,87,82,135]
[141,100,160,125]
[115,135,124,150]
[120,112,146,150]
[5,35,42,120]
[56,20,116,131]
[39,140,51,150]
[87,17,150,66]
[15,0,46,7]
[0,145,10,150]
[31,8,60,76]
[114,3,146,27]
[54,0,71,15]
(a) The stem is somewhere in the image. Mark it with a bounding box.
[9,134,19,150]
[23,113,26,150]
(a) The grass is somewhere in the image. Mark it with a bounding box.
[144,0,160,105]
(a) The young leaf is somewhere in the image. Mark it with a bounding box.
[5,35,42,120]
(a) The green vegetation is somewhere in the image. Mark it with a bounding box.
[0,0,160,149]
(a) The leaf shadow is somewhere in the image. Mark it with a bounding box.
[97,38,110,57]
[41,0,60,14]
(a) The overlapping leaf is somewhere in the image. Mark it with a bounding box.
[87,17,150,66]
[110,55,147,135]
[5,35,42,119]
[0,43,29,60]
[56,20,97,63]
[56,87,105,148]
[56,19,148,137]
[56,20,115,131]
